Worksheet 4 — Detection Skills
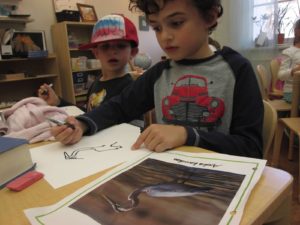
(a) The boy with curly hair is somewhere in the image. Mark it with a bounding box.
[52,0,263,158]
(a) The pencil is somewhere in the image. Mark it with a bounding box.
[47,118,75,130]
[41,83,53,95]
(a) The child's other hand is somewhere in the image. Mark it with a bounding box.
[51,117,86,145]
[131,124,187,152]
[38,83,60,106]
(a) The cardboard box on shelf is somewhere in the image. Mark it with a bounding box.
[55,10,80,22]
[0,73,25,80]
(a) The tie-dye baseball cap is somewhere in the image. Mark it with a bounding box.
[79,14,139,49]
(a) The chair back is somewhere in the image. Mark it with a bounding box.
[270,59,282,93]
[262,100,277,158]
[256,64,269,100]
[290,72,300,117]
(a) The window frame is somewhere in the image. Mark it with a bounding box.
[252,0,296,45]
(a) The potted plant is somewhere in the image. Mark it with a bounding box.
[274,3,292,44]
[252,14,271,33]
[252,13,271,46]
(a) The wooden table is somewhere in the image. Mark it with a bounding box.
[0,146,293,225]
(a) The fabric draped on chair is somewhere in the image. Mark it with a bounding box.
[256,64,291,113]
[270,58,284,99]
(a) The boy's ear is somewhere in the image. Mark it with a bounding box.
[205,7,219,28]
[131,47,139,58]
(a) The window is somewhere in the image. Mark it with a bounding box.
[253,0,299,42]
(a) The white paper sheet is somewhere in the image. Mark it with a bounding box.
[30,123,151,188]
[25,151,266,225]
[60,105,84,116]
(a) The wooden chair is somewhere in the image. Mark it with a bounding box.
[262,100,278,159]
[256,64,291,112]
[270,58,283,99]
[272,72,300,202]
[143,109,156,128]
[128,60,154,127]
[272,72,300,164]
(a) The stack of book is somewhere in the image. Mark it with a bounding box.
[27,50,48,58]
[0,136,35,188]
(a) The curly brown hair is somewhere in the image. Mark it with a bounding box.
[128,0,223,33]
[294,19,300,45]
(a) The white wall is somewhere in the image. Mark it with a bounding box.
[13,0,281,68]
[17,0,164,64]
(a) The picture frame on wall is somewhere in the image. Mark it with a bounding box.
[10,30,47,57]
[138,15,149,31]
[76,3,98,22]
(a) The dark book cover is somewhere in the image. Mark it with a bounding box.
[0,136,35,188]
[0,136,28,153]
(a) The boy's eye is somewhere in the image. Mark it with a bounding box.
[151,26,161,32]
[97,43,130,51]
[149,22,161,32]
[170,20,184,28]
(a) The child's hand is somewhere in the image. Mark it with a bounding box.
[291,64,300,76]
[50,117,87,145]
[38,83,60,106]
[132,124,187,152]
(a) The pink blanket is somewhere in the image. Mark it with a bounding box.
[1,97,68,143]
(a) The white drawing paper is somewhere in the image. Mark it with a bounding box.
[25,151,266,225]
[30,123,151,188]
[60,105,84,116]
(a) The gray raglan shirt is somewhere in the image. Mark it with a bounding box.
[77,47,263,158]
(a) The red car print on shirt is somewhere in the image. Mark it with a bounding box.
[162,75,225,128]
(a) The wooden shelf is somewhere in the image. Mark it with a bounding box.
[60,21,95,26]
[0,74,58,83]
[0,16,33,24]
[0,55,57,62]
[0,56,61,103]
[72,68,101,73]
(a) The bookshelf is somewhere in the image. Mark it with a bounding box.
[0,55,61,109]
[51,21,101,106]
[0,14,61,109]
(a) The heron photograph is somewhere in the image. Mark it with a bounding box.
[70,158,245,225]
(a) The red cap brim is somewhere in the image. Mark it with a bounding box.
[78,42,98,50]
[79,38,138,50]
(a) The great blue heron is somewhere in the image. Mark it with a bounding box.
[102,182,212,212]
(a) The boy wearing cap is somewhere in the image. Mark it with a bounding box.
[38,14,139,112]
